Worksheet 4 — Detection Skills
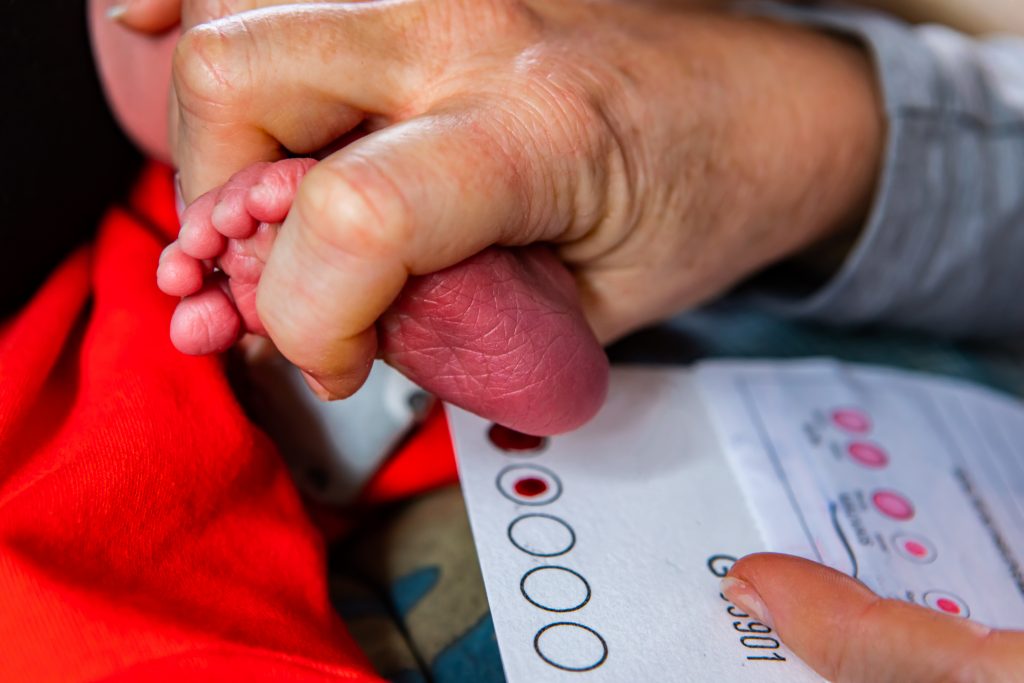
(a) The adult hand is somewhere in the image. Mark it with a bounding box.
[171,0,883,397]
[89,0,321,160]
[723,553,1024,682]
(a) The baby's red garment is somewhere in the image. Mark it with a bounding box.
[0,164,457,682]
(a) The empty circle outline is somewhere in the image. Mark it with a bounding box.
[533,622,608,672]
[508,513,576,557]
[520,565,591,613]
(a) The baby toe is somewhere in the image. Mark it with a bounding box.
[247,157,318,224]
[157,243,204,297]
[169,279,242,355]
[178,191,226,260]
[218,223,278,285]
[211,163,270,239]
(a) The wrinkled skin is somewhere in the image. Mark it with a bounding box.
[382,246,608,435]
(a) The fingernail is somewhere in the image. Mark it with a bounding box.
[301,371,334,401]
[173,173,186,219]
[721,577,774,629]
[106,4,128,21]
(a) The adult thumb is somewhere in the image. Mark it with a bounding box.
[722,553,1024,683]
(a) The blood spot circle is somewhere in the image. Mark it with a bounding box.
[514,477,548,497]
[497,465,562,506]
[488,424,548,453]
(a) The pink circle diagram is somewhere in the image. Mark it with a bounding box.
[872,489,915,521]
[923,590,969,618]
[488,424,548,453]
[847,442,890,468]
[832,408,871,433]
[892,533,936,563]
[906,541,928,557]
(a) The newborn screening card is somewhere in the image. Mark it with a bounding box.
[696,360,1024,630]
[448,360,1024,681]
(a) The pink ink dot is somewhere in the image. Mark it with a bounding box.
[514,477,549,497]
[904,541,928,557]
[488,424,547,452]
[893,533,936,563]
[848,442,889,468]
[872,489,915,521]
[924,591,968,617]
[832,408,871,433]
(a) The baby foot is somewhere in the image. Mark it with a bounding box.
[157,159,608,435]
[158,158,317,355]
[380,244,609,435]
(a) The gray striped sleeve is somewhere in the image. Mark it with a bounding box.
[745,4,1024,339]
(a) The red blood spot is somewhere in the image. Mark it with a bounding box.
[514,477,549,498]
[905,541,928,557]
[848,442,889,468]
[872,490,915,521]
[936,598,960,614]
[489,424,547,452]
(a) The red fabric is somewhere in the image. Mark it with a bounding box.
[0,164,395,682]
[359,404,459,504]
[124,163,461,505]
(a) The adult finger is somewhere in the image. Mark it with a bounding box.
[104,0,338,34]
[179,0,350,32]
[107,0,181,33]
[172,2,442,200]
[723,553,1024,683]
[255,110,567,399]
[171,1,370,157]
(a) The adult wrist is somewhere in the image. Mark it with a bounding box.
[721,15,885,278]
